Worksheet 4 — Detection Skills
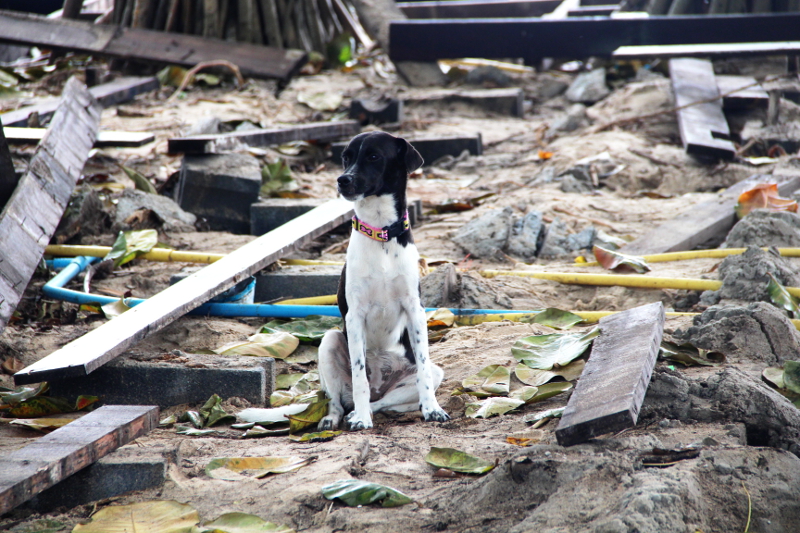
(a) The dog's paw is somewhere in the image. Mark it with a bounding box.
[422,407,450,423]
[318,415,339,431]
[345,411,373,431]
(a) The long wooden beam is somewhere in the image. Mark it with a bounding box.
[0,78,101,334]
[168,120,361,154]
[388,12,800,62]
[1,76,159,128]
[5,127,155,148]
[14,199,354,385]
[0,9,307,82]
[0,405,158,514]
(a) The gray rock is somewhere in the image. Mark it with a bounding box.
[525,167,556,187]
[566,227,596,250]
[560,174,594,193]
[723,209,800,248]
[464,66,512,88]
[538,77,569,99]
[700,246,800,305]
[451,207,513,260]
[420,263,512,310]
[538,217,571,257]
[505,211,544,259]
[550,103,587,133]
[54,186,112,243]
[114,188,197,233]
[184,116,221,136]
[565,68,610,104]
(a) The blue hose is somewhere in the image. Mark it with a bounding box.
[44,257,540,319]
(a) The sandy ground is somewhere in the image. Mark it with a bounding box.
[2,56,800,533]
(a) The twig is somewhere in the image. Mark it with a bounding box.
[167,60,245,102]
[592,74,791,134]
[627,147,680,168]
[741,480,752,533]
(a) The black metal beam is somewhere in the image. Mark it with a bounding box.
[397,0,562,19]
[389,13,800,62]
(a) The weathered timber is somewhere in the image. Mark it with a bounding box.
[405,88,524,117]
[0,125,16,209]
[555,302,665,447]
[0,405,159,515]
[397,0,562,19]
[0,78,100,335]
[622,174,800,255]
[0,9,307,82]
[670,58,735,159]
[4,127,155,148]
[567,5,618,15]
[1,76,159,127]
[715,75,768,109]
[614,41,800,59]
[168,120,361,154]
[14,199,354,385]
[388,13,800,63]
[331,134,482,166]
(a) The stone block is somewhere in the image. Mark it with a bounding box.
[255,265,342,302]
[176,153,261,233]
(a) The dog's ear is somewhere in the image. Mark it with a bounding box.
[397,138,423,173]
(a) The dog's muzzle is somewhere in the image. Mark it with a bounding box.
[337,174,358,199]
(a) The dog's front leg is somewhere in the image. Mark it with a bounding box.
[344,313,373,430]
[406,305,450,423]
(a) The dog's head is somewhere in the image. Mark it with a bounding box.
[337,132,423,201]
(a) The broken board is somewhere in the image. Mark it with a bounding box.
[556,302,665,447]
[0,405,158,514]
[0,78,101,334]
[168,120,361,154]
[716,75,768,110]
[1,75,159,128]
[0,9,307,82]
[4,127,155,148]
[669,58,736,159]
[613,40,800,59]
[14,198,354,385]
[622,174,800,255]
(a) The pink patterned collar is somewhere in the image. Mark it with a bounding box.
[352,211,410,242]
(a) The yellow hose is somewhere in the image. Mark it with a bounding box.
[455,310,697,326]
[46,244,225,263]
[575,247,800,267]
[277,295,338,305]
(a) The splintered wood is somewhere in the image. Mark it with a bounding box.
[0,78,101,334]
[555,302,665,447]
[0,405,159,515]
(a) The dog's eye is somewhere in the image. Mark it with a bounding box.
[367,154,380,162]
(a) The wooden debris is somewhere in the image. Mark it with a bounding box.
[614,41,800,59]
[1,76,159,128]
[0,9,307,82]
[0,78,101,335]
[716,75,769,109]
[14,199,354,385]
[405,88,524,117]
[623,174,800,255]
[388,13,800,63]
[555,302,665,447]
[669,58,735,159]
[0,405,158,515]
[398,0,562,19]
[168,120,361,154]
[4,127,155,148]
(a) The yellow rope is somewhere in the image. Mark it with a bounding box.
[575,247,800,267]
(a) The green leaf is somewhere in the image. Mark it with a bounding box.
[0,382,49,405]
[260,160,299,197]
[512,328,599,370]
[465,397,525,419]
[260,316,342,343]
[205,456,315,480]
[531,308,584,330]
[71,500,199,533]
[462,364,510,397]
[199,394,235,427]
[199,512,295,533]
[288,397,329,434]
[508,386,539,402]
[768,273,800,318]
[242,425,291,438]
[424,447,495,474]
[10,416,79,432]
[525,407,565,425]
[237,404,309,425]
[122,166,158,194]
[157,65,188,87]
[276,373,305,390]
[659,341,725,367]
[6,396,77,418]
[160,414,178,427]
[785,360,800,394]
[524,381,573,403]
[176,425,219,436]
[321,479,413,508]
[763,366,786,389]
[104,229,158,267]
[593,245,651,273]
[214,332,299,359]
[289,430,343,442]
[284,346,318,364]
[514,360,585,386]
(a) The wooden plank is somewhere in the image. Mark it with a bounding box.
[14,199,354,385]
[716,74,768,109]
[0,125,16,210]
[388,12,800,63]
[1,76,159,128]
[168,120,361,154]
[614,41,800,59]
[397,0,562,19]
[555,302,664,447]
[622,174,800,255]
[0,9,307,82]
[669,58,735,160]
[5,127,155,148]
[404,87,524,117]
[0,78,100,335]
[0,405,158,515]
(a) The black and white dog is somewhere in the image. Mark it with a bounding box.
[317,132,449,431]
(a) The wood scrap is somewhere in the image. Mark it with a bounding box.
[0,405,159,514]
[4,127,155,148]
[0,78,101,335]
